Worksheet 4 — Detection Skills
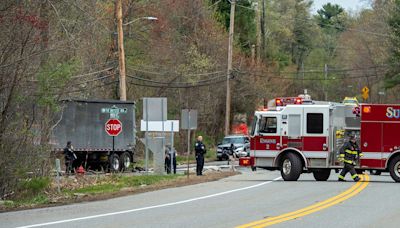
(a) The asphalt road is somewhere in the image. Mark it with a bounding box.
[1,168,399,228]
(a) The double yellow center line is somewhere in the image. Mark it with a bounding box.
[237,174,370,228]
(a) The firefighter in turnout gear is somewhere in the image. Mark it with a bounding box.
[338,134,363,182]
[195,136,206,176]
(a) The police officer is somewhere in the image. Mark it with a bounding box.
[63,141,76,175]
[195,136,206,176]
[165,146,177,174]
[338,134,363,182]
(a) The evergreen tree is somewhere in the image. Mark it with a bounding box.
[385,0,400,88]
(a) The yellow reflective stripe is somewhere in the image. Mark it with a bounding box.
[344,160,354,164]
[338,175,344,179]
[345,149,358,155]
[339,154,345,158]
[352,174,359,179]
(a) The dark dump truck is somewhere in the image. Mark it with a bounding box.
[50,99,136,172]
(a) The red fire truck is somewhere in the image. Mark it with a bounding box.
[239,97,400,182]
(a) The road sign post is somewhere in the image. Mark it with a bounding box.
[142,97,168,174]
[181,109,198,178]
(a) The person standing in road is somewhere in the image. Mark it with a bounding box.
[195,136,206,176]
[338,134,363,182]
[63,141,77,175]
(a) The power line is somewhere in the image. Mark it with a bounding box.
[126,76,226,88]
[126,79,226,88]
[234,64,390,75]
[126,74,225,85]
[65,80,118,94]
[236,69,386,80]
[126,65,225,76]
[71,74,114,86]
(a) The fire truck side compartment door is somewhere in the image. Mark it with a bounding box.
[303,106,329,152]
[361,122,383,168]
[288,115,301,138]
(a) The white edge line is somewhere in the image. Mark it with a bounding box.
[16,176,282,228]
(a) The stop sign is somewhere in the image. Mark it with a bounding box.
[105,119,122,136]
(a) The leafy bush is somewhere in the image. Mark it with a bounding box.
[17,177,51,199]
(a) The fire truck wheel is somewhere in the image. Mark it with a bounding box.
[109,153,120,172]
[389,156,400,182]
[312,169,331,181]
[120,152,132,171]
[280,153,302,181]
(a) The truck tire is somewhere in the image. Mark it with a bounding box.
[120,152,132,171]
[313,169,331,181]
[280,153,302,181]
[109,153,120,172]
[389,156,400,182]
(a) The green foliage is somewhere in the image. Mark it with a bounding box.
[17,177,51,199]
[385,0,400,88]
[316,3,346,31]
[292,0,315,65]
[177,45,215,83]
[71,175,181,195]
[36,58,81,111]
[209,0,256,53]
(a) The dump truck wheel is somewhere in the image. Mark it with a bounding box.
[120,152,131,171]
[109,153,120,172]
[389,156,400,182]
[313,169,331,181]
[280,153,302,181]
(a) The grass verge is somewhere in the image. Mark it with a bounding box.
[1,171,236,212]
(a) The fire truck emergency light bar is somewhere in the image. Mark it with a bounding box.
[275,97,303,106]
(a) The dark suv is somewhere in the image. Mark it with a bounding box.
[216,135,250,161]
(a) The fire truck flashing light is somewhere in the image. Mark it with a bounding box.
[275,97,303,106]
[363,106,371,113]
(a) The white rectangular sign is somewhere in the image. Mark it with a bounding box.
[140,120,179,132]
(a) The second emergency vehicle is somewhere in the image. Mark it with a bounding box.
[240,97,400,182]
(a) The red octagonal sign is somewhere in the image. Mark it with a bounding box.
[105,119,122,136]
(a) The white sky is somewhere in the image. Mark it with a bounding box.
[311,0,372,14]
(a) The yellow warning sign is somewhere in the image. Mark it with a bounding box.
[361,86,369,100]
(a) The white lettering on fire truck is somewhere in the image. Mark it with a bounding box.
[386,107,400,119]
[260,138,276,144]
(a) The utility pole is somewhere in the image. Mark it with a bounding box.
[225,0,236,136]
[256,0,262,63]
[117,0,127,101]
[261,0,266,60]
[324,64,328,101]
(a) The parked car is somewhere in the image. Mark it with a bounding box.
[216,135,250,160]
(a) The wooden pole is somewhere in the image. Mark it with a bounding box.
[225,0,235,136]
[117,0,127,101]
